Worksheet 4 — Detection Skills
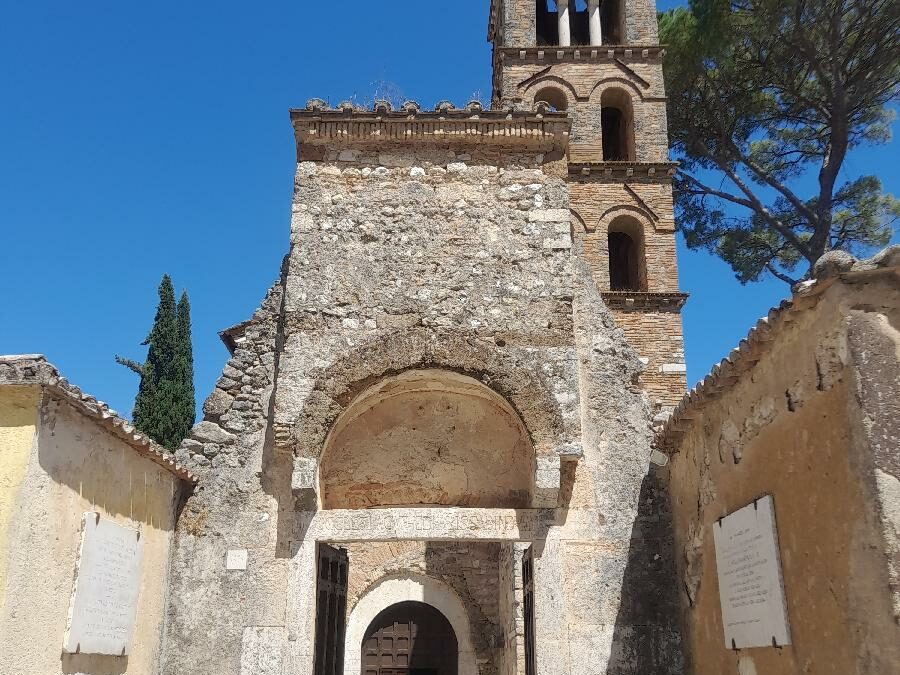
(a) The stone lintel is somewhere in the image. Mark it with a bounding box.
[296,507,607,543]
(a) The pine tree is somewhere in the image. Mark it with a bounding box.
[116,274,195,450]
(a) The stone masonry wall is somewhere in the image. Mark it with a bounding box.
[272,145,581,463]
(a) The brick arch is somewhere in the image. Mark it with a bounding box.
[522,75,580,105]
[288,329,570,462]
[597,205,656,233]
[571,208,589,232]
[588,77,645,101]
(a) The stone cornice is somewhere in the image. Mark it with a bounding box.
[601,291,689,311]
[497,45,666,62]
[569,161,678,178]
[291,103,571,150]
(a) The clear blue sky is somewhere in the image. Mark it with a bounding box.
[1,0,896,419]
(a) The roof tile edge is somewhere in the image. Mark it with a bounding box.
[0,354,197,484]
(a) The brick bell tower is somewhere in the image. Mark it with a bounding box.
[489,0,688,409]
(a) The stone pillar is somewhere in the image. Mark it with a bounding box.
[557,0,571,47]
[588,0,602,45]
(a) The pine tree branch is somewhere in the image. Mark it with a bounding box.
[765,262,800,286]
[115,356,144,376]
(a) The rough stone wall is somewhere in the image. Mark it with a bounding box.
[664,264,900,675]
[272,146,579,464]
[342,541,505,674]
[555,263,682,675]
[163,281,290,675]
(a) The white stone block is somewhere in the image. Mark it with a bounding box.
[528,209,570,222]
[659,363,687,374]
[226,549,249,571]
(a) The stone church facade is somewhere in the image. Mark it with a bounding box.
[163,1,687,674]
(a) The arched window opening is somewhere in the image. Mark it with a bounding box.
[600,89,634,161]
[533,86,569,112]
[536,0,559,45]
[607,217,646,291]
[600,0,623,44]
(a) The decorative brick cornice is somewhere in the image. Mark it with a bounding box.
[0,354,196,483]
[601,291,689,311]
[498,45,666,63]
[290,101,570,150]
[569,161,678,178]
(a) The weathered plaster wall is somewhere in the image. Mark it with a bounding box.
[0,391,181,675]
[0,385,39,616]
[666,271,900,675]
[321,371,534,509]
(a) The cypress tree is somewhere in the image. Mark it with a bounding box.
[116,274,194,450]
[173,290,196,443]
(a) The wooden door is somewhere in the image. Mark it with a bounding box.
[362,601,457,675]
[523,546,537,675]
[314,544,349,675]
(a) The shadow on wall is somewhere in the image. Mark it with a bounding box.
[606,471,684,675]
[61,654,128,675]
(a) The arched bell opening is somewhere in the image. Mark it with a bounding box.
[319,369,535,509]
[607,215,647,291]
[600,88,635,161]
[361,601,458,675]
[532,85,570,112]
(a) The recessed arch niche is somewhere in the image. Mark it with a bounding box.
[319,369,535,509]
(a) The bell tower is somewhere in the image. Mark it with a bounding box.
[489,0,689,409]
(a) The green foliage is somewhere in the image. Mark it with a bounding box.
[173,291,196,443]
[116,275,195,450]
[660,0,899,284]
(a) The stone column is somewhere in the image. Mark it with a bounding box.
[557,0,571,47]
[588,0,602,45]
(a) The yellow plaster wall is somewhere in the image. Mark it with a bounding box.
[668,281,900,675]
[0,385,39,615]
[0,391,182,675]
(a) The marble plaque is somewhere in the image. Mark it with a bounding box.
[63,513,144,655]
[713,495,791,649]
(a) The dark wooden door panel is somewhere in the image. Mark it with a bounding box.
[315,543,349,675]
[361,601,457,675]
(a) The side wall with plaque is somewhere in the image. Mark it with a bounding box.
[0,364,188,675]
[660,257,900,675]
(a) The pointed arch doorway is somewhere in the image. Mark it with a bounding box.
[362,601,458,675]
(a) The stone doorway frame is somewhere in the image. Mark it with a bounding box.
[285,507,574,675]
[346,574,476,675]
